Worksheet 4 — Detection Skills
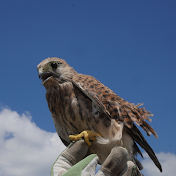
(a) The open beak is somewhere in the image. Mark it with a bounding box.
[38,68,54,83]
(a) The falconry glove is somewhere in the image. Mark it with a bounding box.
[50,139,143,176]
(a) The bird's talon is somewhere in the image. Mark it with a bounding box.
[69,130,100,146]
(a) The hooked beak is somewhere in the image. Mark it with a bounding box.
[38,68,54,83]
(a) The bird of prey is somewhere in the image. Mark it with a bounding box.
[37,57,162,172]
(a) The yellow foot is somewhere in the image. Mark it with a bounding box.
[69,130,100,146]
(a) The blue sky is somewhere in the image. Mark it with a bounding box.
[0,1,176,176]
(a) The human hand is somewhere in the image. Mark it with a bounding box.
[50,139,143,176]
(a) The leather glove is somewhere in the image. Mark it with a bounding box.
[50,139,143,176]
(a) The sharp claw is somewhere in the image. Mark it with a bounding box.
[69,130,101,146]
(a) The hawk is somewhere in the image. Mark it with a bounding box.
[37,57,162,172]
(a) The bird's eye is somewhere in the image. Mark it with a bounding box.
[50,62,58,70]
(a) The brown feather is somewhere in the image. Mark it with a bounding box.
[124,125,162,172]
[73,73,157,138]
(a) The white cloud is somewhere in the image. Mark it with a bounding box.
[0,108,176,176]
[141,152,176,176]
[0,108,66,176]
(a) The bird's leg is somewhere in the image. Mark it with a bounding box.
[69,130,100,146]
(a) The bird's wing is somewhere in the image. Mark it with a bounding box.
[72,73,162,172]
[72,73,157,137]
[72,77,111,119]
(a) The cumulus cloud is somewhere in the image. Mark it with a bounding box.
[0,107,176,176]
[141,152,176,176]
[0,108,66,176]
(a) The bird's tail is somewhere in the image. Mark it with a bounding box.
[125,125,162,172]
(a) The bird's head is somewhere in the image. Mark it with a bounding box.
[37,57,76,88]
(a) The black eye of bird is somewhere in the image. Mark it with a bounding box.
[51,62,58,69]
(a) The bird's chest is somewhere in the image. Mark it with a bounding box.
[46,82,94,140]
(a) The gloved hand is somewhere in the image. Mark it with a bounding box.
[50,139,143,176]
